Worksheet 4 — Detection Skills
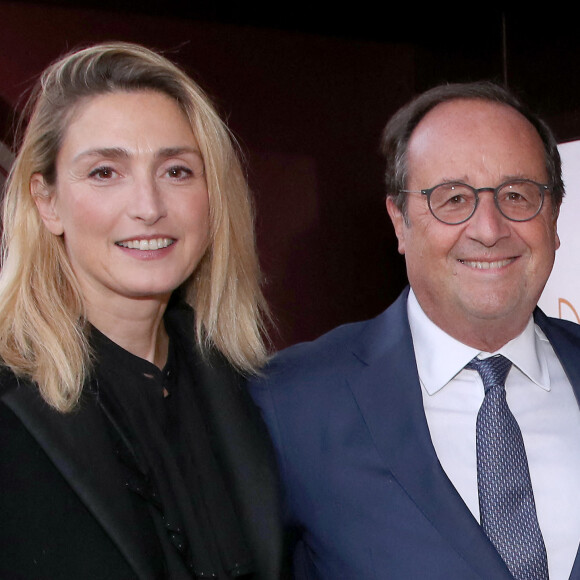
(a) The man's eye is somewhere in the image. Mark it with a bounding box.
[446,194,468,205]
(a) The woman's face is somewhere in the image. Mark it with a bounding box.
[34,90,210,309]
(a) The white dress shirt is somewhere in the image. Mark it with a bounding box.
[407,289,580,580]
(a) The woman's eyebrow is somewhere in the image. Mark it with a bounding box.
[73,146,202,163]
[155,146,202,159]
[73,147,129,162]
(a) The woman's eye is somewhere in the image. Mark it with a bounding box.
[166,165,193,180]
[88,166,117,180]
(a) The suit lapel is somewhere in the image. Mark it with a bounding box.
[2,377,158,580]
[167,307,287,580]
[347,290,513,579]
[535,310,580,580]
[195,355,286,579]
[536,308,580,403]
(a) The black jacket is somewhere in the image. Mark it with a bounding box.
[0,308,287,579]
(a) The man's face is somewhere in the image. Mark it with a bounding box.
[387,99,560,349]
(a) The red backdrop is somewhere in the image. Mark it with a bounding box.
[1,3,579,349]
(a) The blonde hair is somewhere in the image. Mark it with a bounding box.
[0,42,270,412]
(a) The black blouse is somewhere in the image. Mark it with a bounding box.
[89,311,254,579]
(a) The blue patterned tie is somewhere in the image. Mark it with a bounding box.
[466,355,549,580]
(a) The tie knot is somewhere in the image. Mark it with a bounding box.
[466,354,512,393]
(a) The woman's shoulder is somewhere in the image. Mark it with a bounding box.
[0,364,24,400]
[164,299,195,341]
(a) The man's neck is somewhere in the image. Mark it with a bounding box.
[411,290,532,352]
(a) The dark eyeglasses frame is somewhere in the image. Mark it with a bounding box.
[401,179,549,225]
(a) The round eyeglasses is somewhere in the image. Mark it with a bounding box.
[401,179,549,225]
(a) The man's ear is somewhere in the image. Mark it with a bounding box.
[386,196,407,255]
[31,174,64,236]
[553,206,561,251]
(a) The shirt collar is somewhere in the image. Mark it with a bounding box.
[407,289,551,395]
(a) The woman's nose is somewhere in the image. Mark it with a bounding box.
[128,177,167,224]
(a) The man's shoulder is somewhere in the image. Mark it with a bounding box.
[535,308,580,342]
[254,292,410,392]
[248,317,374,410]
[271,316,372,370]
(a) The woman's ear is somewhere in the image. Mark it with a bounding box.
[31,174,64,235]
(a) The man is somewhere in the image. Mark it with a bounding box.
[249,82,580,579]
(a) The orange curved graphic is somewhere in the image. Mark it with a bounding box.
[559,298,580,323]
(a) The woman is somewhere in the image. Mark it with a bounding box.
[0,42,285,579]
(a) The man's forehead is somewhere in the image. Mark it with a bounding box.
[413,98,534,138]
[406,98,547,183]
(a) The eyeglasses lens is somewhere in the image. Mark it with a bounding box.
[429,182,543,224]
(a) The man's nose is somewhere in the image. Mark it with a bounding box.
[466,191,511,246]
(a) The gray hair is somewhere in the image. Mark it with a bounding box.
[381,81,564,216]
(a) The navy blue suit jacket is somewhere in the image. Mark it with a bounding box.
[249,288,580,579]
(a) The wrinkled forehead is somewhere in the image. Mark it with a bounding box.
[62,88,190,135]
[406,98,548,187]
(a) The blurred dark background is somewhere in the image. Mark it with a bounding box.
[1,3,579,349]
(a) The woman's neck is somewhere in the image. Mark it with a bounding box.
[85,294,171,369]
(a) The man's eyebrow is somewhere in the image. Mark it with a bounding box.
[431,173,542,185]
